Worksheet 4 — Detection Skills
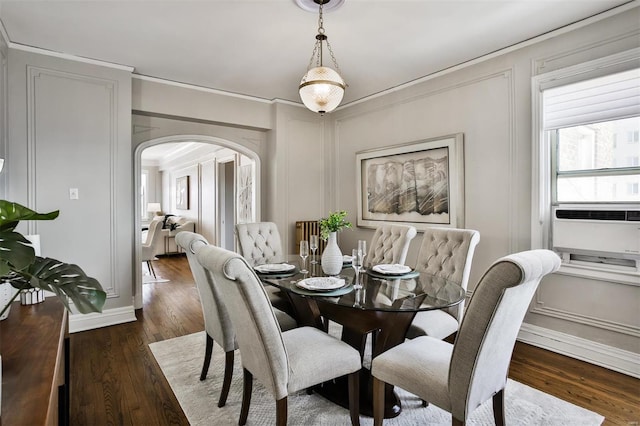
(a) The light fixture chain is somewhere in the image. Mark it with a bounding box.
[325,39,345,84]
[306,39,320,70]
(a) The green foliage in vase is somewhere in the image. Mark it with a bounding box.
[0,200,106,318]
[319,210,352,241]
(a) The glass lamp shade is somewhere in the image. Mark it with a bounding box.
[299,66,345,114]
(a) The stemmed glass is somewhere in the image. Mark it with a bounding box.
[352,248,364,290]
[299,240,309,274]
[358,240,367,269]
[310,235,319,264]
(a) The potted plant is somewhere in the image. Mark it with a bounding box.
[318,210,352,275]
[0,200,106,318]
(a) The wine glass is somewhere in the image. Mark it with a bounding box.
[352,248,363,290]
[310,235,319,264]
[358,240,367,268]
[299,240,309,274]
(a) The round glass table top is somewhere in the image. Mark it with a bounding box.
[257,261,464,313]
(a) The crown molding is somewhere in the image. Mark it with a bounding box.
[8,41,134,72]
[338,1,639,111]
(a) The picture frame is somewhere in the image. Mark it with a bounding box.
[237,163,255,224]
[176,176,190,210]
[356,133,464,231]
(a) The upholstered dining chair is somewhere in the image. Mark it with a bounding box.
[371,249,561,426]
[175,232,297,408]
[234,221,293,315]
[406,227,480,340]
[235,222,285,267]
[141,219,163,278]
[196,244,362,426]
[366,224,418,268]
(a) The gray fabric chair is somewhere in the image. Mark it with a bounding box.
[235,222,285,267]
[234,221,293,315]
[196,244,362,426]
[366,224,417,268]
[406,227,481,340]
[175,232,297,408]
[141,219,163,278]
[371,249,561,426]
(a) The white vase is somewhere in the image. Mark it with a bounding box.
[321,232,343,276]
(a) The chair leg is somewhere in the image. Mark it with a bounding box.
[372,376,385,426]
[452,417,465,426]
[239,368,253,426]
[146,260,156,278]
[276,397,288,426]
[348,371,360,426]
[200,334,214,381]
[422,399,429,407]
[492,389,505,426]
[218,350,234,407]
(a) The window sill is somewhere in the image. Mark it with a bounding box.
[556,262,640,286]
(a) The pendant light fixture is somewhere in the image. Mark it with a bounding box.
[298,0,345,115]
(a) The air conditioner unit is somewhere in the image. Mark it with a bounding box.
[552,207,640,261]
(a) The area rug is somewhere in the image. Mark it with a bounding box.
[150,331,604,426]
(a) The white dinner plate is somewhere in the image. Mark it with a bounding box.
[296,277,346,291]
[371,264,412,275]
[254,263,296,273]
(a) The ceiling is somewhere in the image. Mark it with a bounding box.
[0,0,635,108]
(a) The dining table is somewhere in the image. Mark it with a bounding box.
[257,257,465,418]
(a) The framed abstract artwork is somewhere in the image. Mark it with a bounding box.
[356,133,464,231]
[176,176,189,210]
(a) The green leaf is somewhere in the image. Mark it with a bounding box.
[0,230,36,271]
[0,200,59,232]
[22,257,106,314]
[319,210,352,241]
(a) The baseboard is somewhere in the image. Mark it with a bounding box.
[518,323,640,378]
[69,305,137,333]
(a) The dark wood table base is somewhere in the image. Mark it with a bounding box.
[285,292,416,418]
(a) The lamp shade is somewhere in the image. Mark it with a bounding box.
[299,66,345,114]
[147,203,161,213]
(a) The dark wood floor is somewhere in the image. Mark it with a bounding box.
[70,255,639,425]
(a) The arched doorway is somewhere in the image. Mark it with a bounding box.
[133,134,261,309]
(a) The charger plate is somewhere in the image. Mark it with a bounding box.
[290,284,353,297]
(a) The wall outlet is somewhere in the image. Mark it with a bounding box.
[69,188,79,200]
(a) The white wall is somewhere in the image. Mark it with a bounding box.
[6,47,136,331]
[0,26,7,198]
[331,9,640,375]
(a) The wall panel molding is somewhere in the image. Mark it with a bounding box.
[534,29,640,75]
[26,65,119,296]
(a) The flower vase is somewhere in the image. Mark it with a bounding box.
[321,232,343,276]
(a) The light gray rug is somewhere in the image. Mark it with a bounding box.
[150,331,604,425]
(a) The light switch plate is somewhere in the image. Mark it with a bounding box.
[69,188,79,200]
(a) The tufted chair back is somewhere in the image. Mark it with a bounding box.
[367,224,417,268]
[235,222,285,267]
[415,227,480,321]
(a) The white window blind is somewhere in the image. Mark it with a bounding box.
[543,68,640,130]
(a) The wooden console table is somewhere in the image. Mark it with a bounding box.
[1,298,69,425]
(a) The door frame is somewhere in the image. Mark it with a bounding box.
[133,134,260,309]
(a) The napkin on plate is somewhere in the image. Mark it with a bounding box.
[296,277,346,291]
[254,263,295,273]
[372,264,412,275]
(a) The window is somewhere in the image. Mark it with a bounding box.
[551,117,640,203]
[532,50,640,284]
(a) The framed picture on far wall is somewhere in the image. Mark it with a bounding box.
[356,133,464,231]
[176,176,189,210]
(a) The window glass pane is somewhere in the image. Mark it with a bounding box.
[557,116,640,172]
[557,174,640,202]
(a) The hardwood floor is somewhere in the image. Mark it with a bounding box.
[70,255,639,425]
